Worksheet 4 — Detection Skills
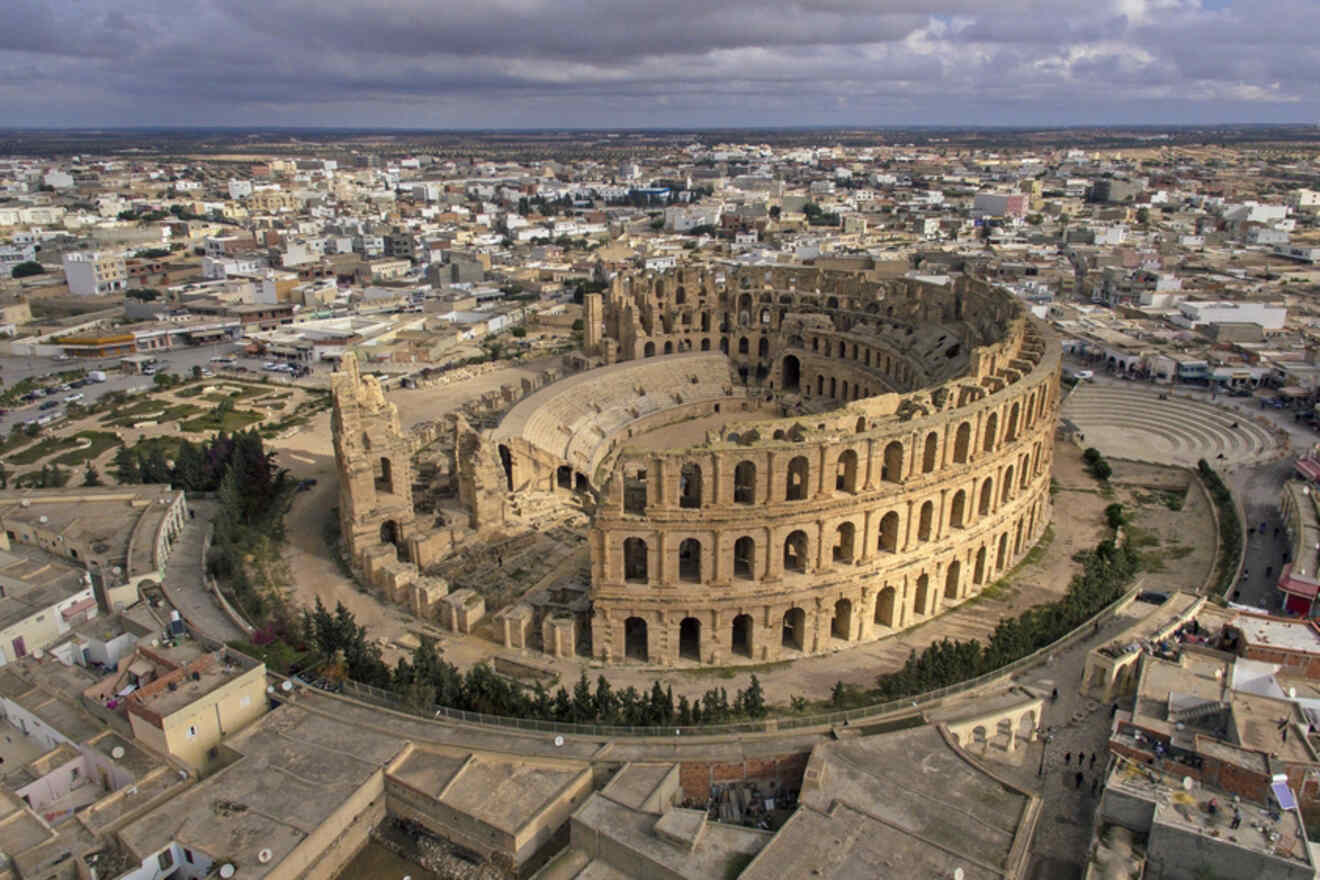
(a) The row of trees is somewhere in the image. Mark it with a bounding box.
[1198,458,1243,597]
[300,597,767,727]
[866,535,1141,702]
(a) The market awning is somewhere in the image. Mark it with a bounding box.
[1295,459,1320,482]
[1278,564,1320,599]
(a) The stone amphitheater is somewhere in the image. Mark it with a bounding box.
[1062,384,1282,468]
[332,265,1061,668]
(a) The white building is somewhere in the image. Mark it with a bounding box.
[227,179,253,200]
[62,251,127,296]
[663,204,721,233]
[1173,300,1287,332]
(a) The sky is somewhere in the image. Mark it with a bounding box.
[3,0,1318,129]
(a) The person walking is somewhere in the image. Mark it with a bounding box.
[1090,752,1097,769]
[1064,752,1071,765]
[1075,771,1085,790]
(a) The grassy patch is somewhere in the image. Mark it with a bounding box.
[178,408,264,433]
[680,660,792,680]
[128,435,182,461]
[50,431,123,466]
[1125,525,1161,549]
[7,435,80,465]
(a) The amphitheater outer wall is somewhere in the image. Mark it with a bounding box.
[585,266,1061,666]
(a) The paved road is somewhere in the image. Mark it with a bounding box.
[158,499,246,643]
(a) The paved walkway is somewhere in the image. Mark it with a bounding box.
[158,499,245,643]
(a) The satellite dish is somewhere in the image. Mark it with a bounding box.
[111,746,125,760]
[1183,776,1194,791]
[281,681,293,692]
[219,865,235,879]
[257,848,273,864]
[553,735,564,748]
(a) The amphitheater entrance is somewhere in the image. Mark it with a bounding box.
[831,599,853,640]
[678,539,702,583]
[575,472,590,493]
[679,617,701,661]
[624,617,649,662]
[945,560,961,600]
[782,608,806,652]
[380,520,408,562]
[557,466,572,490]
[874,587,897,629]
[782,355,801,392]
[731,614,753,658]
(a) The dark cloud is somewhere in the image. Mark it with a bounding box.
[0,0,1316,127]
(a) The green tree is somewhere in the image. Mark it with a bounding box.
[192,364,203,380]
[112,446,141,484]
[1136,207,1151,226]
[510,326,527,338]
[82,463,102,487]
[11,261,44,279]
[0,462,8,489]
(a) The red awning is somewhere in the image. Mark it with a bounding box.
[1297,459,1320,482]
[61,597,96,620]
[1278,563,1320,599]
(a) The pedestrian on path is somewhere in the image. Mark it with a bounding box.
[1052,687,1059,702]
[1090,752,1097,769]
[1075,771,1085,790]
[1064,752,1071,765]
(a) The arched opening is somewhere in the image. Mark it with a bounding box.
[557,465,573,489]
[678,538,702,583]
[831,599,853,640]
[783,530,808,573]
[950,490,966,529]
[731,614,753,658]
[662,340,673,355]
[882,442,903,483]
[624,617,648,661]
[786,456,809,501]
[675,286,686,305]
[497,444,514,491]
[945,560,961,600]
[997,533,1008,571]
[782,608,806,651]
[816,375,824,395]
[922,432,938,473]
[375,457,394,494]
[833,522,855,563]
[1002,467,1013,503]
[835,449,858,493]
[679,617,701,661]
[953,422,971,463]
[738,337,749,355]
[700,337,711,351]
[979,479,994,516]
[878,512,900,553]
[644,341,656,357]
[918,501,934,541]
[758,337,769,358]
[840,380,849,400]
[983,412,998,452]
[974,546,987,584]
[380,520,407,562]
[1015,518,1024,554]
[1006,402,1020,441]
[679,463,702,509]
[701,312,709,332]
[829,377,837,398]
[623,538,648,583]
[733,536,755,579]
[734,460,756,504]
[782,355,801,392]
[855,416,867,434]
[624,469,647,515]
[720,337,729,354]
[874,587,897,628]
[575,472,590,493]
[914,574,930,616]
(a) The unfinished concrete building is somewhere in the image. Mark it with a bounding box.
[332,265,1060,667]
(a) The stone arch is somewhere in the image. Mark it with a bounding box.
[921,432,938,474]
[557,465,573,490]
[979,478,994,516]
[623,537,649,583]
[783,530,809,573]
[758,336,769,358]
[624,617,648,661]
[983,411,998,452]
[855,416,867,434]
[1015,517,1025,554]
[782,354,801,392]
[918,500,934,541]
[974,546,987,584]
[679,463,702,509]
[878,511,900,553]
[731,614,753,657]
[786,456,809,501]
[644,341,656,357]
[874,586,897,628]
[733,460,756,505]
[663,340,674,355]
[945,560,961,600]
[675,286,687,304]
[833,521,856,563]
[782,607,806,651]
[831,598,853,640]
[835,449,858,493]
[829,376,837,398]
[738,336,750,354]
[914,573,930,616]
[997,532,1008,570]
[1006,401,1020,441]
[950,490,966,529]
[720,337,729,354]
[380,520,407,562]
[575,472,590,493]
[375,456,395,494]
[733,536,756,579]
[679,617,700,660]
[953,422,971,463]
[678,538,702,583]
[1002,467,1014,503]
[700,337,711,351]
[882,441,904,483]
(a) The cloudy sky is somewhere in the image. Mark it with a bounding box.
[3,0,1317,128]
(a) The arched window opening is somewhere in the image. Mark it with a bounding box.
[679,463,702,509]
[663,340,674,355]
[979,479,994,516]
[624,617,648,661]
[738,337,749,354]
[950,490,966,529]
[375,457,394,494]
[997,533,1008,570]
[733,536,755,580]
[623,538,648,583]
[831,599,853,640]
[922,432,938,474]
[783,530,808,573]
[782,355,801,392]
[953,422,971,463]
[874,587,897,628]
[835,450,858,493]
[624,469,647,514]
[679,617,700,661]
[786,456,809,501]
[914,574,930,616]
[644,341,656,357]
[731,614,752,657]
[882,442,903,483]
[974,547,987,584]
[557,465,572,490]
[878,512,900,553]
[678,538,702,583]
[1006,402,1020,442]
[1002,467,1014,503]
[700,337,711,351]
[782,608,806,651]
[720,337,729,354]
[758,336,769,358]
[833,522,856,564]
[734,461,756,504]
[918,501,934,542]
[945,560,961,600]
[983,412,998,453]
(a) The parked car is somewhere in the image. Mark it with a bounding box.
[64,393,84,403]
[39,400,59,410]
